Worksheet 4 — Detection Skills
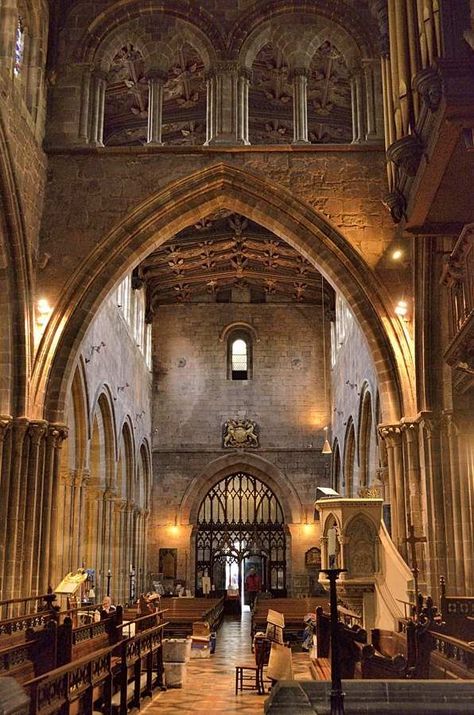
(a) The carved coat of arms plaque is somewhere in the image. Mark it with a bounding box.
[223,419,259,448]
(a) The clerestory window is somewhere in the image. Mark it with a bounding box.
[228,332,252,380]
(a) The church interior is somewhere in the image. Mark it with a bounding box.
[0,0,474,712]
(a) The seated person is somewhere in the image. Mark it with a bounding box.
[99,595,116,619]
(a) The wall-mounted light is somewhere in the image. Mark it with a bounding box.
[395,300,409,319]
[391,249,403,261]
[36,298,53,328]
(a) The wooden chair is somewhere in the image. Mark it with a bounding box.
[235,636,271,696]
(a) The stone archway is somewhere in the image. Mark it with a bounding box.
[31,163,414,424]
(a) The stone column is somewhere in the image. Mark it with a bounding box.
[401,421,427,587]
[379,425,407,556]
[350,69,366,144]
[291,68,310,145]
[362,59,384,142]
[237,69,251,145]
[0,417,12,595]
[205,62,250,145]
[147,71,167,145]
[457,413,474,591]
[89,70,107,146]
[20,420,48,596]
[443,412,465,592]
[79,65,93,143]
[40,424,68,590]
[419,415,447,597]
[3,418,29,599]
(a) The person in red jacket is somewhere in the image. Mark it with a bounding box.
[245,567,261,609]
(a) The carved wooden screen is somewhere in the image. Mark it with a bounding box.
[196,472,286,593]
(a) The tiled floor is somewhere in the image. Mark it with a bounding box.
[143,614,312,714]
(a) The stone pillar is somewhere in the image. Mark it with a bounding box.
[237,69,251,145]
[147,71,166,145]
[419,415,447,597]
[38,424,68,591]
[79,65,93,143]
[363,59,384,142]
[291,68,310,145]
[457,413,474,591]
[401,421,427,587]
[379,425,407,557]
[350,69,366,144]
[3,418,29,599]
[89,71,106,146]
[0,417,12,596]
[205,62,250,145]
[443,412,466,592]
[20,421,48,596]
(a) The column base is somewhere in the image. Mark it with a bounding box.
[291,139,311,145]
[146,140,164,146]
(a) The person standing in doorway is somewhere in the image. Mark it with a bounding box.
[245,567,261,609]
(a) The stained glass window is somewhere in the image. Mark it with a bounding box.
[14,18,25,77]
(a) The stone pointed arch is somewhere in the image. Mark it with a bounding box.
[76,0,225,64]
[179,452,303,526]
[31,163,414,424]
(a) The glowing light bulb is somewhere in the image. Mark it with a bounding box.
[395,300,408,318]
[392,249,403,260]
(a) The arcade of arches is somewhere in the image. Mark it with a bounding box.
[1,0,474,651]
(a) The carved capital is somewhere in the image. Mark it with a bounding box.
[147,69,168,84]
[378,424,402,445]
[47,423,68,448]
[0,415,12,442]
[289,67,309,81]
[28,420,49,445]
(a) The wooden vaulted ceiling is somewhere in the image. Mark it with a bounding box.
[104,40,352,146]
[137,211,331,311]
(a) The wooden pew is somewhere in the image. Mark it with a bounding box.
[112,611,167,714]
[0,619,58,684]
[252,597,329,643]
[24,645,116,715]
[439,575,474,641]
[161,597,224,637]
[56,606,123,668]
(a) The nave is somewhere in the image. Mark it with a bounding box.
[144,612,310,715]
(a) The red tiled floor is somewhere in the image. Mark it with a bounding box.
[143,613,312,714]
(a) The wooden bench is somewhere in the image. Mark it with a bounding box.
[111,612,167,714]
[56,606,123,667]
[162,597,224,637]
[24,644,116,715]
[252,597,329,643]
[0,619,58,684]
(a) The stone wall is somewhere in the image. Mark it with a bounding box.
[149,302,330,593]
[330,300,380,496]
[39,147,394,304]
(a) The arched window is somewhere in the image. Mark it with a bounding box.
[228,331,252,380]
[343,419,356,497]
[14,17,25,77]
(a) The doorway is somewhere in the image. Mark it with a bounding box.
[195,472,287,606]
